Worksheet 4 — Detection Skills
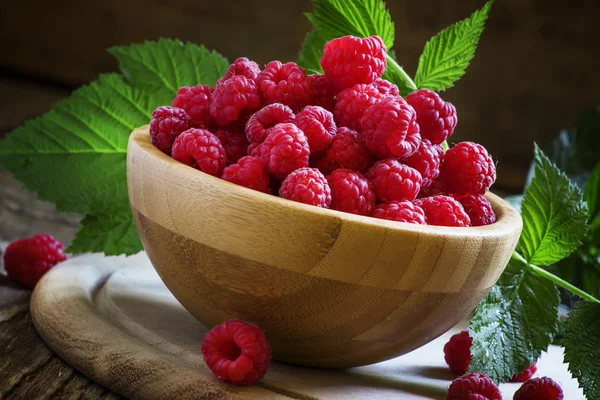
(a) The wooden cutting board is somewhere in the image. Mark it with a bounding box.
[30,253,584,400]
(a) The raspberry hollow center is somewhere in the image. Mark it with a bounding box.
[219,340,242,361]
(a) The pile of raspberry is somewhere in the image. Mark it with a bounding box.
[149,35,497,227]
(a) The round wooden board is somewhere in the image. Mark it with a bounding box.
[30,254,584,400]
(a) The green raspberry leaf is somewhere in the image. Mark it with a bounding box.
[584,164,600,234]
[519,144,588,266]
[468,255,560,382]
[414,0,493,91]
[109,38,229,94]
[297,29,326,74]
[563,301,600,400]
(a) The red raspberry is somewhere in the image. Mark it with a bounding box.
[279,168,331,208]
[406,89,457,145]
[256,61,313,112]
[307,74,336,111]
[222,156,270,193]
[218,57,261,84]
[447,372,501,400]
[372,79,399,96]
[327,169,375,216]
[513,377,564,400]
[401,139,443,188]
[210,75,261,126]
[214,128,249,165]
[201,319,271,386]
[439,142,496,196]
[171,85,214,129]
[4,234,67,289]
[321,35,387,90]
[457,195,497,227]
[317,127,374,175]
[149,106,191,154]
[414,195,470,227]
[372,201,426,224]
[361,96,422,158]
[510,362,537,383]
[294,105,336,153]
[444,331,473,376]
[172,128,227,176]
[334,84,383,131]
[257,123,310,179]
[366,159,423,202]
[418,177,446,198]
[247,142,261,157]
[245,103,295,144]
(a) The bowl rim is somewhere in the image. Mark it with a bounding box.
[129,126,522,239]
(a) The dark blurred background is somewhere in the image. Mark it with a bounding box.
[1,0,599,242]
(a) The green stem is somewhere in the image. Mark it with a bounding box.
[385,54,417,93]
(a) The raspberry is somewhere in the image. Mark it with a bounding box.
[149,106,191,154]
[513,377,564,400]
[214,128,249,164]
[256,61,313,111]
[321,35,387,90]
[247,142,261,157]
[245,103,295,144]
[210,75,261,126]
[279,168,331,208]
[444,331,473,376]
[4,234,67,289]
[201,319,271,386]
[172,128,227,176]
[171,85,214,129]
[317,127,374,175]
[401,139,443,188]
[414,195,470,227]
[510,362,537,383]
[447,372,501,400]
[294,105,336,153]
[327,169,375,216]
[458,195,497,227]
[361,96,422,158]
[307,74,336,111]
[418,177,446,198]
[406,89,457,145]
[439,142,496,196]
[218,57,261,84]
[257,123,310,179]
[366,159,423,202]
[334,84,383,131]
[222,156,270,193]
[373,78,399,96]
[372,201,426,224]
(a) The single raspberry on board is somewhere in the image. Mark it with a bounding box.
[334,83,383,131]
[510,362,537,383]
[414,195,470,227]
[361,96,421,158]
[171,85,214,129]
[372,78,399,96]
[245,103,295,144]
[447,372,502,400]
[256,61,313,111]
[444,330,473,376]
[256,123,310,179]
[149,106,191,154]
[280,167,331,208]
[294,105,336,153]
[321,35,387,90]
[457,194,496,227]
[372,201,426,224]
[317,127,374,175]
[4,234,67,289]
[327,169,375,216]
[201,319,271,386]
[307,74,337,111]
[222,156,270,193]
[406,89,457,145]
[513,377,563,400]
[214,128,249,164]
[366,159,423,202]
[218,57,261,84]
[172,128,227,176]
[439,142,496,196]
[210,75,261,126]
[401,139,443,188]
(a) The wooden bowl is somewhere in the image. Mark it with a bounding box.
[127,126,522,368]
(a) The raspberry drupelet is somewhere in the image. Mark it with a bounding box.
[294,105,337,153]
[218,57,261,84]
[439,142,496,197]
[327,169,376,216]
[149,106,191,154]
[317,127,374,175]
[366,159,423,203]
[447,372,502,400]
[222,156,270,193]
[280,167,331,208]
[256,123,310,179]
[372,201,426,224]
[334,83,384,131]
[245,103,295,144]
[171,85,214,130]
[256,61,313,111]
[171,128,227,176]
[414,195,470,227]
[406,89,457,145]
[210,75,261,126]
[457,194,496,226]
[214,128,249,165]
[372,79,400,96]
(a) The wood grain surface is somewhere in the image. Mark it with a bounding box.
[127,126,522,368]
